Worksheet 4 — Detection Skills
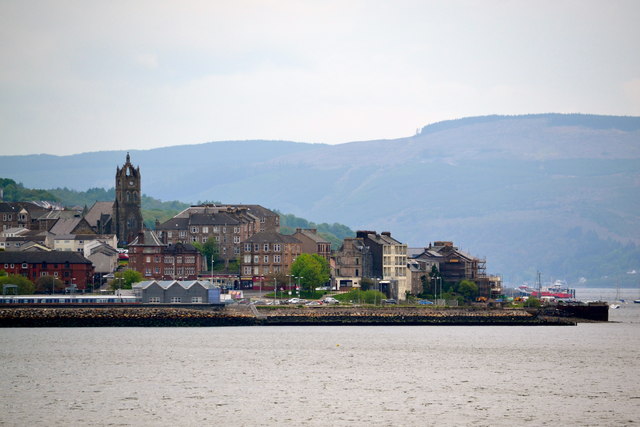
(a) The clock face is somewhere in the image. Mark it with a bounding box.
[129,180,134,186]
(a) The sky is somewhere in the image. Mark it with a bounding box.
[1,0,639,156]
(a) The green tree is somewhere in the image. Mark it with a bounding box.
[109,270,143,290]
[524,297,541,308]
[290,253,330,292]
[193,237,219,270]
[0,272,35,294]
[35,275,64,293]
[457,280,479,301]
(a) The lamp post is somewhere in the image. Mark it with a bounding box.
[274,277,278,304]
[287,274,292,296]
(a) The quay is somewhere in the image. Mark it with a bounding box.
[0,305,581,327]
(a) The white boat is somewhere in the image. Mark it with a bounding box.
[609,304,620,309]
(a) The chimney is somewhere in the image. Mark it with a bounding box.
[138,231,145,244]
[381,231,391,237]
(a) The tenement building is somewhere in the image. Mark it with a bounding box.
[356,230,408,301]
[128,230,202,281]
[155,204,280,266]
[331,237,373,290]
[239,231,301,289]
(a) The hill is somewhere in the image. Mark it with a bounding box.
[1,114,639,286]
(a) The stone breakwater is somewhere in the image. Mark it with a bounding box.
[0,305,576,327]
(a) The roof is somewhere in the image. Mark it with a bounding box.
[243,231,301,244]
[156,217,190,230]
[84,201,114,227]
[0,251,92,264]
[133,280,215,290]
[129,230,164,247]
[49,217,83,235]
[165,242,198,254]
[293,228,330,244]
[188,212,240,226]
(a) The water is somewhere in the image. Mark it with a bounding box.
[1,292,639,426]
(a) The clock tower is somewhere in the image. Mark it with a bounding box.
[114,153,143,245]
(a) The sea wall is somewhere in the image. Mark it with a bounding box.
[0,305,577,327]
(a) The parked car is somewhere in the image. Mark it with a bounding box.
[382,299,397,304]
[306,300,323,306]
[322,297,339,304]
[287,298,307,304]
[417,300,434,305]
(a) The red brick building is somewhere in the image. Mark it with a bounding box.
[128,230,202,280]
[0,251,94,290]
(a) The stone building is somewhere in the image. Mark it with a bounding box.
[113,153,143,245]
[291,228,331,261]
[356,231,408,301]
[239,231,302,289]
[156,204,280,265]
[331,237,373,289]
[128,230,202,281]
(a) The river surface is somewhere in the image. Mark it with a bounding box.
[1,288,639,426]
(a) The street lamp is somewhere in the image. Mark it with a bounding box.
[287,274,292,296]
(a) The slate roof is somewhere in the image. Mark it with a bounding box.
[243,231,301,244]
[0,251,92,264]
[156,217,190,230]
[294,229,330,243]
[188,212,240,226]
[133,280,215,290]
[84,201,114,227]
[128,230,164,247]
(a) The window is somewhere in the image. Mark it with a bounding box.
[179,231,187,238]
[170,297,182,303]
[154,256,160,263]
[53,272,58,277]
[192,237,198,242]
[145,256,151,263]
[155,267,160,274]
[234,227,240,233]
[274,255,281,263]
[244,243,252,252]
[145,268,151,276]
[176,257,182,264]
[202,226,208,233]
[148,297,160,303]
[190,226,199,233]
[202,237,208,243]
[191,297,202,303]
[222,227,227,233]
[273,244,281,252]
[263,243,269,252]
[213,226,219,233]
[244,255,251,263]
[253,266,259,275]
[253,255,259,263]
[164,256,174,264]
[167,231,173,238]
[260,217,266,223]
[234,247,240,255]
[243,266,252,275]
[186,267,195,275]
[263,255,269,263]
[165,267,174,275]
[21,263,28,269]
[40,272,47,277]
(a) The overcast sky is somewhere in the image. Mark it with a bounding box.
[1,0,639,156]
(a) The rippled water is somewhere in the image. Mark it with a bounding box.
[1,294,639,426]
